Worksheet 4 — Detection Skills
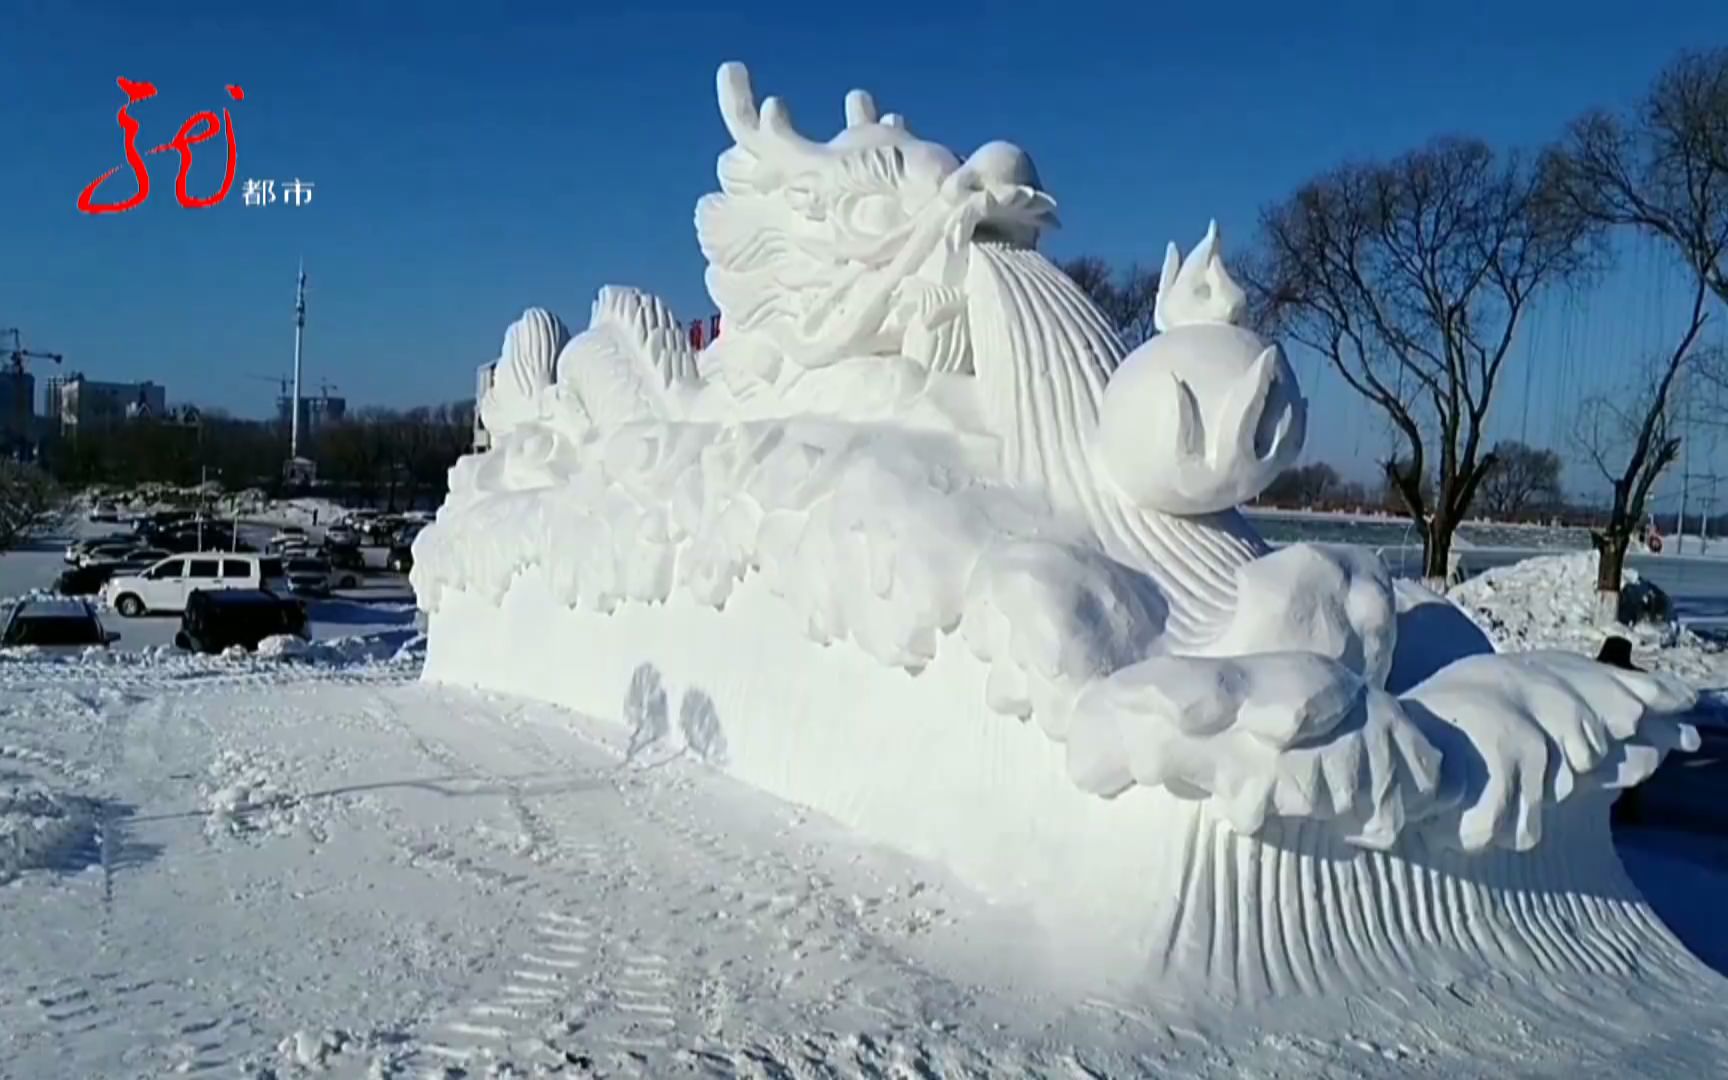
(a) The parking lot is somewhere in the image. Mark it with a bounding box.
[0,513,422,652]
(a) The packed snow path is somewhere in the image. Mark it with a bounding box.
[2,658,1726,1078]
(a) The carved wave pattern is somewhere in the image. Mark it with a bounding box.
[966,243,1264,641]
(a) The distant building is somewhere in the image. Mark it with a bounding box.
[51,375,167,434]
[275,393,347,439]
[41,375,67,420]
[473,361,495,451]
[0,371,35,457]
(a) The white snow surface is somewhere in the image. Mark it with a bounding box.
[1449,552,1728,682]
[2,649,1726,1078]
[1,778,96,883]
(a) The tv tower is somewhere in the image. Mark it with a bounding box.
[291,258,306,460]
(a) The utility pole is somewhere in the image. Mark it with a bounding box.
[1677,468,1690,555]
[1705,484,1716,553]
[291,259,306,461]
[1677,367,1693,555]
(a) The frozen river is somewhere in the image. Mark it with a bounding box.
[1249,511,1728,627]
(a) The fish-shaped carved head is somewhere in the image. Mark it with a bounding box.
[1095,223,1306,515]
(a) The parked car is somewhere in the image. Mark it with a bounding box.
[103,553,292,617]
[360,517,404,544]
[65,534,134,563]
[284,556,360,596]
[322,541,366,572]
[149,524,249,553]
[174,589,308,654]
[87,502,121,522]
[385,535,415,573]
[132,509,196,536]
[75,542,149,568]
[56,558,151,596]
[78,544,168,569]
[323,525,361,548]
[1,597,119,651]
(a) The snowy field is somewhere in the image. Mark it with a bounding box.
[2,519,1727,1076]
[3,656,1727,1078]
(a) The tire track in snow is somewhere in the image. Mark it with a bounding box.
[7,684,250,1077]
[360,687,982,1074]
[16,971,245,1077]
[358,695,654,1073]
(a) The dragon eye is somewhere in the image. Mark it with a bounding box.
[849,194,901,233]
[786,185,825,219]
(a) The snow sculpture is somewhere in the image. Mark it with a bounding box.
[415,63,1709,998]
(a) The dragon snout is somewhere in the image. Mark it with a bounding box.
[947,141,1058,242]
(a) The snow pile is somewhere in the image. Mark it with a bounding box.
[1,781,96,881]
[1449,552,1728,682]
[203,749,300,837]
[276,1029,351,1070]
[258,628,423,666]
[255,633,310,659]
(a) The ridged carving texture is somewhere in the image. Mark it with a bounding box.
[480,307,569,436]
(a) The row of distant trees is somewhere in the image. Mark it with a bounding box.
[40,401,475,511]
[1258,440,1565,520]
[1065,47,1728,613]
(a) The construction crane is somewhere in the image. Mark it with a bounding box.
[0,328,63,376]
[246,372,290,396]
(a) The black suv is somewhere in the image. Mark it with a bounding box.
[175,589,309,654]
[56,559,147,596]
[2,598,119,651]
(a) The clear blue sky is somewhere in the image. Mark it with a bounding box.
[4,1,1726,497]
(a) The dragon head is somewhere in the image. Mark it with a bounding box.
[696,62,1056,383]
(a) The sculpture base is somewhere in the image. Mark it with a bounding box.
[423,567,1707,1000]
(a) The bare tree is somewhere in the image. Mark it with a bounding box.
[1550,48,1728,613]
[1261,461,1342,507]
[1059,256,1161,346]
[1245,138,1596,584]
[0,462,61,551]
[1575,372,1684,570]
[1379,457,1434,515]
[313,402,477,509]
[1477,440,1563,519]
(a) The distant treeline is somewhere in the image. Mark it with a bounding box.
[39,400,476,511]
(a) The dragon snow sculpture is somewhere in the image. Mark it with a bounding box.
[415,62,1704,996]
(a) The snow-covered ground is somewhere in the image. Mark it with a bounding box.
[1,652,1725,1079]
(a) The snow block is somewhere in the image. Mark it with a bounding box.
[425,573,1701,998]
